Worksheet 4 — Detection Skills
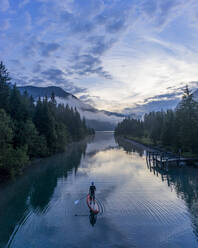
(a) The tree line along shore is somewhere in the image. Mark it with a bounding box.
[0,62,94,179]
[115,86,198,157]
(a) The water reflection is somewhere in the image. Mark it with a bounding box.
[120,137,198,243]
[0,141,87,247]
[1,133,198,248]
[115,136,145,157]
[147,156,198,239]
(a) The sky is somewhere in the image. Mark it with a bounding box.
[1,0,198,113]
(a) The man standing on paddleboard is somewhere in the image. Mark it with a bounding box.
[89,182,96,203]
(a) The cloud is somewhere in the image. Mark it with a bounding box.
[140,0,158,16]
[40,67,87,94]
[41,68,64,82]
[61,10,94,34]
[24,12,32,30]
[19,0,30,8]
[38,42,60,57]
[65,85,87,95]
[0,19,10,31]
[58,1,133,80]
[79,94,97,106]
[124,98,180,116]
[23,40,60,57]
[156,0,186,27]
[10,59,20,65]
[121,80,198,115]
[29,77,45,84]
[32,63,42,73]
[71,54,112,79]
[88,35,115,56]
[140,0,190,30]
[13,68,87,95]
[0,0,10,12]
[123,81,198,115]
[12,76,30,86]
[144,92,182,103]
[23,39,37,57]
[188,81,198,92]
[2,0,198,112]
[106,17,126,33]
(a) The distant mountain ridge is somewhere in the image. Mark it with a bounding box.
[18,86,72,99]
[19,86,198,128]
[18,86,127,130]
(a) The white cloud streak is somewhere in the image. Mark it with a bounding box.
[1,0,198,113]
[0,0,10,12]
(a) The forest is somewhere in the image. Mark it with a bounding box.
[115,86,198,156]
[0,62,94,178]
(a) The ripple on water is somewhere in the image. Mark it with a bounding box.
[99,190,189,225]
[3,132,198,248]
[6,210,33,248]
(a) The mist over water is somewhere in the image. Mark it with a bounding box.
[0,132,198,248]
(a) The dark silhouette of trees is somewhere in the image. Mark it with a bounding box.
[0,62,94,178]
[0,62,10,112]
[115,86,198,155]
[115,118,144,138]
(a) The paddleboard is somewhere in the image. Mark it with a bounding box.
[87,194,99,214]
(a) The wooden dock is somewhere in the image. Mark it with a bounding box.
[146,151,198,168]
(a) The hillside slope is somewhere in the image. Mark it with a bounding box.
[18,86,125,130]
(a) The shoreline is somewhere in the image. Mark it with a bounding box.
[116,135,180,157]
[0,135,94,184]
[117,135,198,164]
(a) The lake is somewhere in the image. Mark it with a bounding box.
[0,131,198,248]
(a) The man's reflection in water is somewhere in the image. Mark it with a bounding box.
[89,211,97,226]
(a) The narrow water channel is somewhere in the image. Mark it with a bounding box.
[0,132,198,248]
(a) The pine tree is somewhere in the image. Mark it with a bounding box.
[0,62,94,177]
[0,61,10,112]
[176,86,198,153]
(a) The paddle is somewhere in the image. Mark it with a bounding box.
[74,195,87,205]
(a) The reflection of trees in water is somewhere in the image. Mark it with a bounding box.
[115,137,145,157]
[28,142,87,213]
[0,141,87,247]
[117,137,198,239]
[147,158,198,239]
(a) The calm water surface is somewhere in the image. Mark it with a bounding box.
[0,132,198,248]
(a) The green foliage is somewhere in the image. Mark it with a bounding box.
[0,108,13,147]
[5,146,29,176]
[0,61,94,178]
[0,109,14,171]
[0,109,29,176]
[115,118,144,138]
[115,85,198,155]
[175,86,198,153]
[21,120,48,158]
[0,62,10,112]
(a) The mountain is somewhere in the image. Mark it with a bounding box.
[18,86,71,99]
[18,86,126,130]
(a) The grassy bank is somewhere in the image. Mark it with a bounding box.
[122,135,198,158]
